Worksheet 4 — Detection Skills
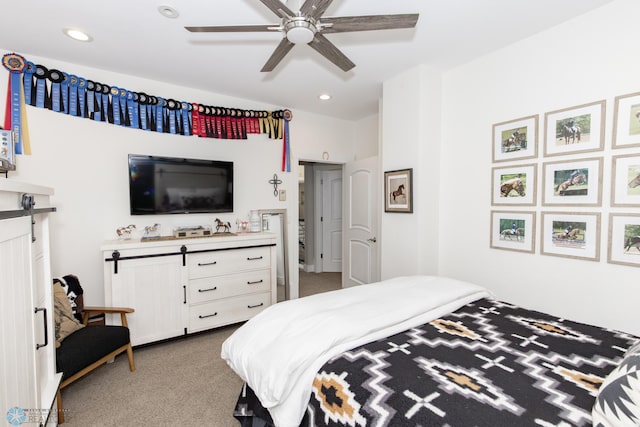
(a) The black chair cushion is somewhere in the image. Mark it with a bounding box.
[56,325,130,380]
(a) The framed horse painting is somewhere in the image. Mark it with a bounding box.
[611,153,640,207]
[542,157,603,206]
[491,163,537,206]
[543,100,605,157]
[490,210,536,253]
[384,168,413,213]
[612,91,640,149]
[608,213,640,267]
[491,115,538,163]
[541,212,601,261]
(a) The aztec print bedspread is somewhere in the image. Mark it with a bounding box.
[234,297,638,427]
[304,298,637,426]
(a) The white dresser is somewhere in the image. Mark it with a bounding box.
[0,180,60,426]
[102,233,277,346]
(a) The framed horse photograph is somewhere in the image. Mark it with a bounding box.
[490,210,536,253]
[543,100,605,157]
[384,168,413,213]
[608,213,640,267]
[541,212,601,261]
[542,157,603,206]
[491,115,538,163]
[491,163,537,206]
[612,91,640,149]
[611,153,640,207]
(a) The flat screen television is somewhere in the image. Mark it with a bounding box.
[128,154,233,215]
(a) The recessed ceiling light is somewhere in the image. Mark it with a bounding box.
[158,5,179,19]
[63,28,93,42]
[319,94,331,101]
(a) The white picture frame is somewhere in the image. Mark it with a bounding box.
[542,157,603,206]
[612,91,640,149]
[492,115,538,163]
[490,210,536,253]
[541,212,600,261]
[491,163,537,206]
[543,100,605,157]
[608,213,640,267]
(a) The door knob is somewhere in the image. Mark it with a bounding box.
[367,237,377,243]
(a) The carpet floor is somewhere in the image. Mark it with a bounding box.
[59,271,341,426]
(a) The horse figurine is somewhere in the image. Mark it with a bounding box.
[116,224,136,239]
[391,184,405,202]
[215,218,231,233]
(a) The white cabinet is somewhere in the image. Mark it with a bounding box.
[0,181,60,426]
[103,233,277,346]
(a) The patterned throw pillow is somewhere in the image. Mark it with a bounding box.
[592,342,640,427]
[53,283,84,348]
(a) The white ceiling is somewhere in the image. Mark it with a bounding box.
[2,0,614,121]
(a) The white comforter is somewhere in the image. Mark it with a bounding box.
[221,275,490,427]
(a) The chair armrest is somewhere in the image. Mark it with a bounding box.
[82,306,134,327]
[83,306,134,314]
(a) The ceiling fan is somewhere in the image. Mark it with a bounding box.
[185,0,419,72]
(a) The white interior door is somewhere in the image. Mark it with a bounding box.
[343,156,379,287]
[321,170,342,272]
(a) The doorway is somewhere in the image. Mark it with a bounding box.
[299,161,343,293]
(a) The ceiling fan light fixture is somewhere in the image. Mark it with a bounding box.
[285,19,316,44]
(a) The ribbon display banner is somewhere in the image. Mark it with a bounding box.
[1,53,293,171]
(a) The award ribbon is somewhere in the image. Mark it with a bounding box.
[34,65,48,109]
[60,72,69,114]
[110,86,121,125]
[138,93,148,130]
[118,88,128,126]
[2,53,27,154]
[128,92,139,129]
[78,78,87,118]
[68,75,79,116]
[92,82,102,121]
[167,99,177,134]
[155,97,164,133]
[102,85,112,123]
[48,69,64,112]
[23,62,35,106]
[181,102,191,136]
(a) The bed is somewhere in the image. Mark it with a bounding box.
[221,276,640,427]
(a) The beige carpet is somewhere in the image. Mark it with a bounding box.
[59,271,341,426]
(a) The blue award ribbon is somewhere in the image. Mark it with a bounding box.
[60,72,69,114]
[118,88,128,126]
[138,93,148,130]
[93,82,102,121]
[101,85,110,123]
[86,81,96,117]
[181,102,190,136]
[78,78,87,118]
[128,92,139,129]
[48,69,63,112]
[110,86,120,125]
[68,75,79,116]
[23,62,35,106]
[167,99,177,134]
[155,97,164,133]
[34,65,48,108]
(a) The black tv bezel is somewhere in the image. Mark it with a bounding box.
[128,154,234,215]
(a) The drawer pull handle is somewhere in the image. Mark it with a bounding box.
[247,256,263,261]
[198,287,218,293]
[248,303,264,309]
[198,261,217,266]
[247,280,263,285]
[198,312,218,319]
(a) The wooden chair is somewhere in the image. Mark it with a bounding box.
[54,280,135,424]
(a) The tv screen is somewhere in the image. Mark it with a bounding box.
[128,154,233,215]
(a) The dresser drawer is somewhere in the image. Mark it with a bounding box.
[188,247,270,279]
[188,269,271,304]
[188,292,271,332]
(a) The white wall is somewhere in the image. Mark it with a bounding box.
[438,0,640,336]
[1,50,358,303]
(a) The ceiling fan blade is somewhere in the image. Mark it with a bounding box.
[300,0,334,20]
[308,33,355,72]
[185,24,276,33]
[320,14,419,33]
[259,0,295,18]
[261,38,295,72]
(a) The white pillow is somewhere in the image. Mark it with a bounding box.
[592,342,640,427]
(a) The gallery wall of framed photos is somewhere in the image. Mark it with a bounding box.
[490,91,640,267]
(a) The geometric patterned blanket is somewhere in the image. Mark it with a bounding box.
[304,298,638,427]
